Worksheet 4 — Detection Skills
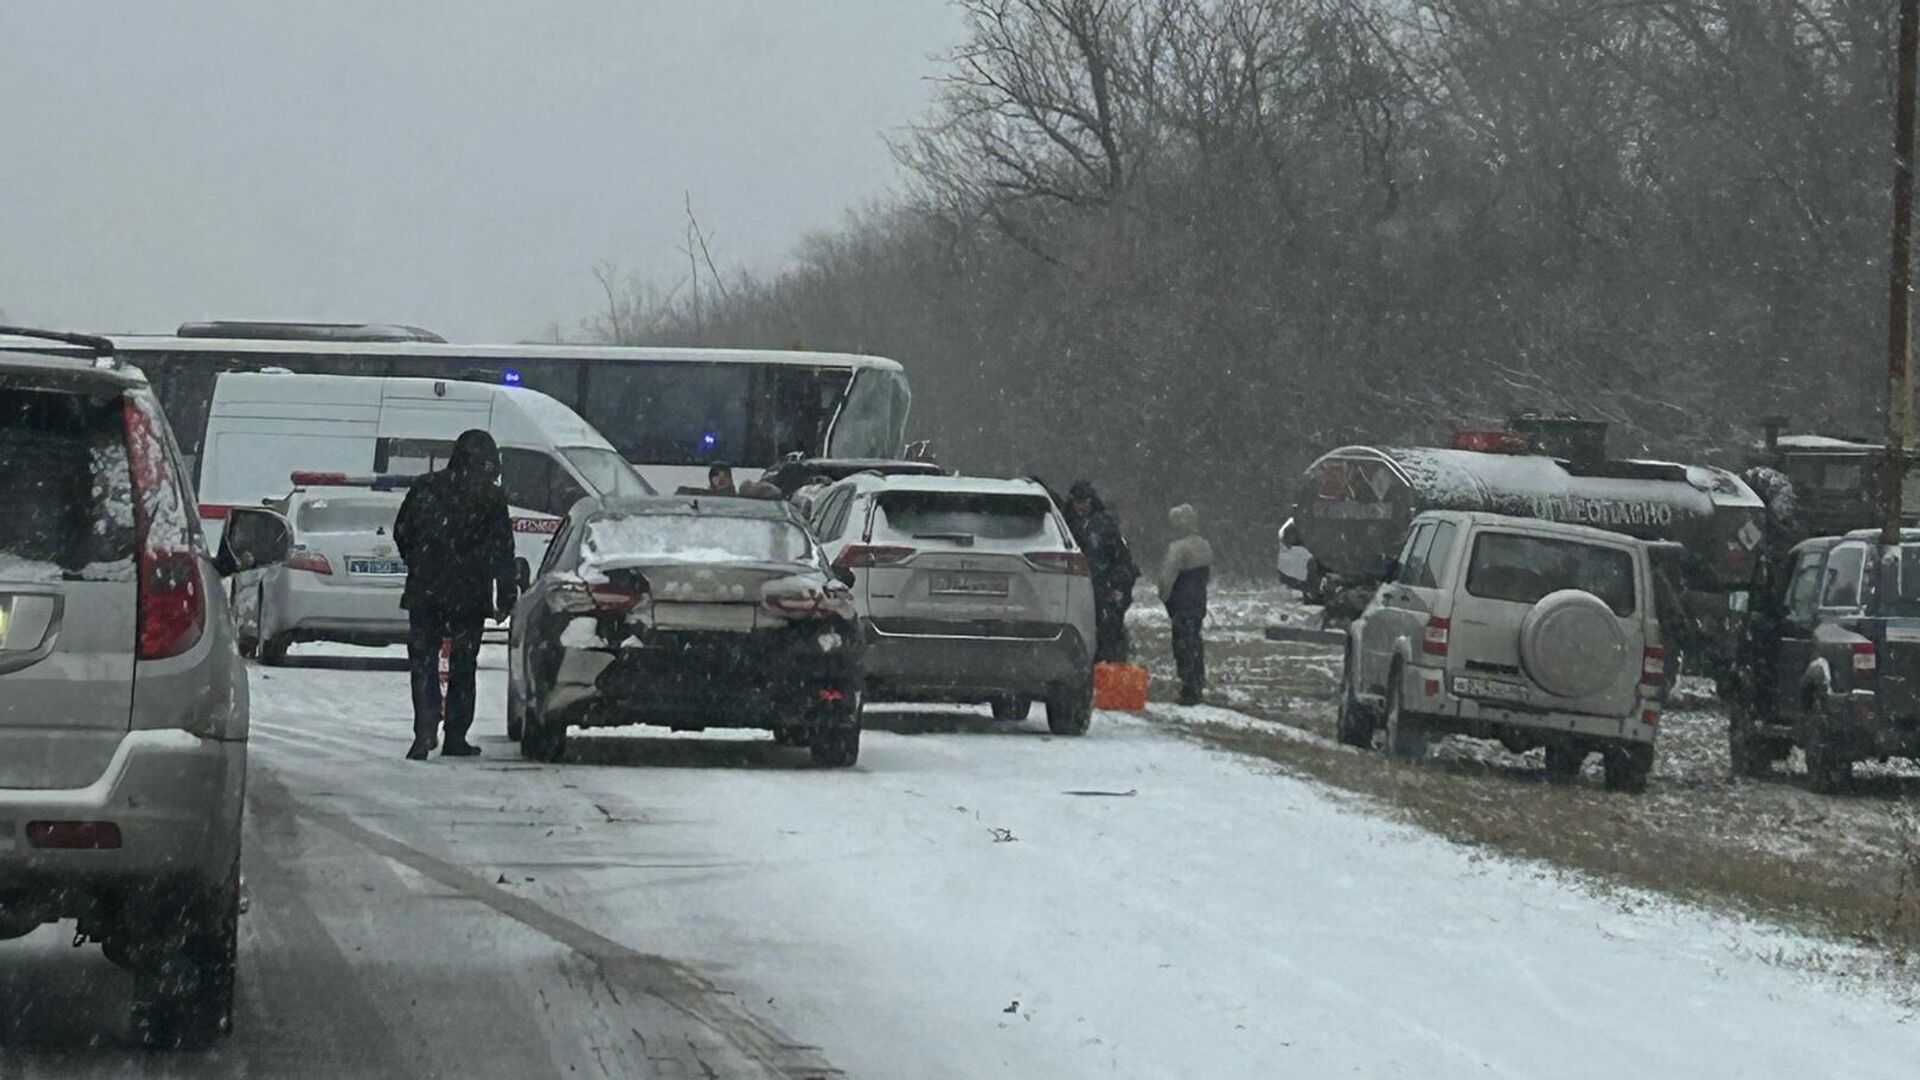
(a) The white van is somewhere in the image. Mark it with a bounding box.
[196,372,654,576]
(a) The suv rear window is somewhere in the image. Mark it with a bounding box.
[876,491,1054,542]
[297,496,399,535]
[1464,532,1636,616]
[0,383,137,580]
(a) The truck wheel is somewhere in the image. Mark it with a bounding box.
[132,865,240,1050]
[1544,743,1585,784]
[990,695,1032,721]
[1381,669,1427,763]
[1602,744,1654,793]
[519,693,568,763]
[1046,679,1093,736]
[1335,654,1376,749]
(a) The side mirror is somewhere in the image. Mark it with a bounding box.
[833,565,856,588]
[216,508,293,577]
[515,557,533,592]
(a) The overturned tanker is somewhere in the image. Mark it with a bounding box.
[1288,420,1767,668]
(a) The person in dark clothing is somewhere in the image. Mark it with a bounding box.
[1063,480,1140,663]
[1158,503,1213,706]
[393,429,517,760]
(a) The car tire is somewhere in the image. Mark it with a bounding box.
[520,692,568,763]
[809,696,861,767]
[258,633,291,667]
[1602,743,1654,794]
[132,864,240,1051]
[990,695,1032,721]
[1335,647,1376,749]
[1381,667,1427,762]
[1544,742,1585,784]
[1046,679,1093,737]
[773,724,813,748]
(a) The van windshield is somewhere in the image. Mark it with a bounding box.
[1464,532,1637,616]
[563,447,655,499]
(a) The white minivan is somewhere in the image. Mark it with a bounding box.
[195,372,653,578]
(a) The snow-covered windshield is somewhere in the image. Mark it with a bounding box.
[0,383,136,581]
[563,446,654,500]
[296,496,398,535]
[582,512,808,569]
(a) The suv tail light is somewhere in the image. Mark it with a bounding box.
[1853,641,1878,678]
[1025,551,1089,575]
[286,550,333,575]
[1640,646,1666,688]
[1421,616,1451,657]
[124,395,205,661]
[835,544,916,568]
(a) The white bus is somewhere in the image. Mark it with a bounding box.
[89,322,913,497]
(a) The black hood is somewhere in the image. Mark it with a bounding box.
[448,428,500,483]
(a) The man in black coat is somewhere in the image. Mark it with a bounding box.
[394,429,517,760]
[1064,480,1140,663]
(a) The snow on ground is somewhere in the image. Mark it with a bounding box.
[237,642,1919,1080]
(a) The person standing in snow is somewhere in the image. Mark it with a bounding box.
[1064,480,1139,662]
[1159,503,1213,706]
[394,429,517,760]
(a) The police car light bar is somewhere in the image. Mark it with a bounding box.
[289,470,417,491]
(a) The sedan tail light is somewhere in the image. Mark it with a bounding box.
[1421,616,1450,657]
[1026,551,1089,575]
[834,544,916,568]
[285,550,333,575]
[124,394,205,660]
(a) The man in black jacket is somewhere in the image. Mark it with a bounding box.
[394,429,517,760]
[1064,480,1140,663]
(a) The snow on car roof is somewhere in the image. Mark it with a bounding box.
[1412,509,1650,548]
[101,335,903,372]
[1774,433,1881,451]
[846,474,1053,497]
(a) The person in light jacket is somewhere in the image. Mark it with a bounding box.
[1158,504,1213,706]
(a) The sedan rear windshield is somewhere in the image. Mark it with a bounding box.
[876,491,1056,543]
[0,383,136,581]
[583,513,809,569]
[1464,532,1636,616]
[297,497,399,535]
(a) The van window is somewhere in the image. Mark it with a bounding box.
[1820,543,1867,609]
[297,497,399,535]
[501,449,586,517]
[561,447,653,499]
[376,437,455,475]
[1394,523,1435,586]
[1465,532,1637,616]
[0,384,137,578]
[1420,521,1459,588]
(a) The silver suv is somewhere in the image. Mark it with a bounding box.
[1337,511,1666,792]
[0,337,250,1048]
[809,474,1097,733]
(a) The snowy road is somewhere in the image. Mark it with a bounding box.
[3,644,1913,1078]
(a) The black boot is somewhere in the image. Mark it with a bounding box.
[441,739,481,757]
[405,739,432,761]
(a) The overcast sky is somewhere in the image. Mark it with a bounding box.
[0,2,960,342]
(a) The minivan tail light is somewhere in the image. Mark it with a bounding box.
[1641,646,1666,688]
[1853,641,1878,678]
[1422,616,1450,657]
[124,395,206,661]
[1026,551,1089,575]
[285,550,333,575]
[835,544,916,569]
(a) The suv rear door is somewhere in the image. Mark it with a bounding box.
[0,372,140,788]
[862,488,1071,635]
[1360,519,1458,689]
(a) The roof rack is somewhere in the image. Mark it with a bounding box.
[0,324,117,356]
[177,320,447,344]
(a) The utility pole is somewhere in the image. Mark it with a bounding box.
[1883,0,1920,546]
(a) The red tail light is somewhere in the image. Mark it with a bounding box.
[124,395,205,661]
[286,550,333,575]
[588,583,646,612]
[1422,616,1451,657]
[27,820,122,849]
[1641,646,1666,688]
[1026,551,1089,575]
[835,544,916,568]
[1853,641,1878,678]
[1451,429,1530,454]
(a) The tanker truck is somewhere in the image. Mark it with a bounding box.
[1281,417,1768,675]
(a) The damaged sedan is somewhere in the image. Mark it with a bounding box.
[506,495,865,766]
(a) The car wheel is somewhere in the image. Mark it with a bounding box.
[1602,743,1654,794]
[520,691,568,763]
[809,723,861,767]
[1543,742,1585,784]
[132,864,240,1051]
[990,695,1032,721]
[258,633,291,667]
[1334,648,1376,749]
[1381,667,1427,762]
[1045,679,1093,736]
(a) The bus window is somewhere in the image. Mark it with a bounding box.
[751,367,851,463]
[828,369,910,459]
[582,361,749,466]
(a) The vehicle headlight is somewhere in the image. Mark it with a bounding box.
[817,631,843,653]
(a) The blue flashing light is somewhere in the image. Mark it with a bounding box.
[501,368,523,386]
[701,432,718,449]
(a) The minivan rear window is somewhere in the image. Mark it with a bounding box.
[1464,532,1636,616]
[297,497,399,535]
[876,491,1054,543]
[0,383,137,580]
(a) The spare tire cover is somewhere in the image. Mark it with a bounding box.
[1519,589,1627,699]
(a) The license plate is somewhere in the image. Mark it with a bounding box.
[347,558,407,576]
[1453,676,1532,704]
[929,572,1009,596]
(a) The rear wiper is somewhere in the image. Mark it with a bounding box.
[912,532,974,546]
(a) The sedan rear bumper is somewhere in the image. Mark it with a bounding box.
[266,571,408,645]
